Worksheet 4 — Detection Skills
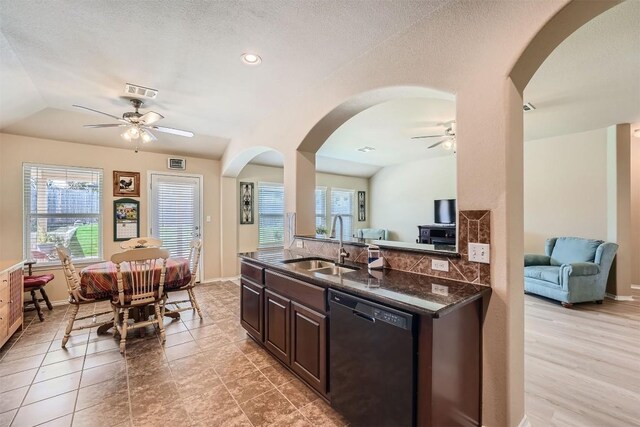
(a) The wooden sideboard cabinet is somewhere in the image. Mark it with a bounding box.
[417,224,456,245]
[0,260,24,349]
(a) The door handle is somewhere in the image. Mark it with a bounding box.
[353,311,375,323]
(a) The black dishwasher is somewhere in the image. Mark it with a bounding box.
[329,289,417,427]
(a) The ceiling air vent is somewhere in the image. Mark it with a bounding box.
[523,102,536,112]
[167,157,186,170]
[124,83,158,99]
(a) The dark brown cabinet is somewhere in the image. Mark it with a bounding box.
[291,301,327,394]
[240,278,263,342]
[264,289,291,364]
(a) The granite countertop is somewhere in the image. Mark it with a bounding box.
[239,249,490,318]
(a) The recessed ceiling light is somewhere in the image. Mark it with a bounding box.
[241,53,262,65]
[357,146,375,152]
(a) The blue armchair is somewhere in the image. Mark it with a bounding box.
[524,237,618,308]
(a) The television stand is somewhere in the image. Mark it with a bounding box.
[417,224,456,245]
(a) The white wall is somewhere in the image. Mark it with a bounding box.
[524,128,609,253]
[0,133,222,300]
[236,164,369,252]
[369,155,456,242]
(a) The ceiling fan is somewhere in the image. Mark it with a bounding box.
[73,99,194,144]
[411,120,456,150]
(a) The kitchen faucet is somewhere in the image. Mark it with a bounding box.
[330,215,350,264]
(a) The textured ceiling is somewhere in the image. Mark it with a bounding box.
[0,0,449,158]
[0,0,637,160]
[524,0,640,141]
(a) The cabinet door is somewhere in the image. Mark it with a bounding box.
[8,267,22,330]
[264,289,290,365]
[240,279,264,342]
[291,301,327,396]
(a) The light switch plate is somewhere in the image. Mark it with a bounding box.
[468,243,490,263]
[431,259,449,272]
[296,241,304,248]
[431,284,449,296]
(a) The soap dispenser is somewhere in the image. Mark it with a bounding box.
[367,244,384,270]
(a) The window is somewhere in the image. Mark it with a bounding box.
[315,186,327,231]
[258,182,284,247]
[23,164,103,265]
[330,188,354,240]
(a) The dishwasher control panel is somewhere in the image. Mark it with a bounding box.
[373,308,407,329]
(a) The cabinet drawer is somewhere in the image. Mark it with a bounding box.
[241,262,264,284]
[0,304,8,339]
[265,270,326,313]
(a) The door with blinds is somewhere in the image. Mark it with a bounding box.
[149,173,202,281]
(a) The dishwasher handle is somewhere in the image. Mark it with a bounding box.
[353,310,375,323]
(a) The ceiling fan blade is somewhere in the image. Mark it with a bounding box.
[411,134,446,139]
[150,125,194,138]
[428,139,447,149]
[73,104,124,122]
[83,124,126,128]
[142,130,157,142]
[139,111,164,125]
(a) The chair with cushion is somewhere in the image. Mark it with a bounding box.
[111,247,169,353]
[355,228,388,240]
[119,237,163,249]
[23,261,54,322]
[56,247,112,347]
[524,237,618,308]
[164,239,203,318]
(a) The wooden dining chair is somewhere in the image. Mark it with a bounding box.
[164,239,203,318]
[111,247,169,353]
[119,237,163,250]
[56,247,112,347]
[23,261,54,322]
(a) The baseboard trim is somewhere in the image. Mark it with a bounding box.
[518,415,531,427]
[203,275,240,284]
[631,284,640,290]
[605,293,634,301]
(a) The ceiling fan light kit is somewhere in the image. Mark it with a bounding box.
[74,96,194,151]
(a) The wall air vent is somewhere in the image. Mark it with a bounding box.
[167,157,186,170]
[523,102,536,112]
[124,83,158,99]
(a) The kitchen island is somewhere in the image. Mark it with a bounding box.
[238,248,490,427]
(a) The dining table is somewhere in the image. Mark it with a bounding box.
[80,257,192,334]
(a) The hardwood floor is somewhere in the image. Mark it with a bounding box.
[525,288,640,426]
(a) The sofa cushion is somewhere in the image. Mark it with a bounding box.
[549,237,603,266]
[524,266,561,285]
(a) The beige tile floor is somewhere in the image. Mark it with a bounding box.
[0,281,347,427]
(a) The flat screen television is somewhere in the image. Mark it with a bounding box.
[434,199,456,224]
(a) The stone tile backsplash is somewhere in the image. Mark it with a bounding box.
[290,210,491,285]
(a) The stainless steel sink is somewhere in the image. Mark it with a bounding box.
[282,258,359,275]
[311,265,359,276]
[284,259,335,270]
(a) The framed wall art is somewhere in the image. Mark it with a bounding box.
[114,198,140,241]
[358,191,366,221]
[113,170,140,197]
[240,182,254,224]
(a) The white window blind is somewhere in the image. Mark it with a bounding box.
[315,186,327,231]
[23,163,103,265]
[150,175,200,260]
[258,182,284,247]
[330,188,354,240]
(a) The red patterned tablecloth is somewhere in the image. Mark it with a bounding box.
[80,258,191,302]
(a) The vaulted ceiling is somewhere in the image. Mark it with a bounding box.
[1,0,638,165]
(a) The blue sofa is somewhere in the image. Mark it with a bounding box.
[355,228,388,240]
[524,237,618,307]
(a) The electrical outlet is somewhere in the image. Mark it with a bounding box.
[468,243,490,263]
[431,259,449,272]
[431,284,449,296]
[296,240,304,248]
